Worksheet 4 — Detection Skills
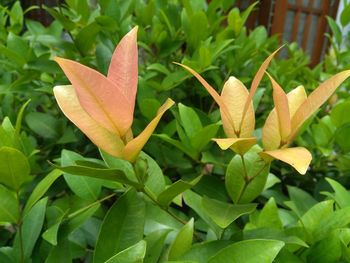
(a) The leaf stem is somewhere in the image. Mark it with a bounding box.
[16,191,24,263]
[67,192,117,220]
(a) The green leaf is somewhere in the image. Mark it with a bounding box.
[0,146,31,190]
[323,177,350,208]
[299,200,334,242]
[255,198,282,229]
[157,175,203,207]
[335,124,350,152]
[341,4,350,26]
[183,190,222,238]
[226,147,269,203]
[42,206,66,246]
[190,123,220,151]
[93,189,145,263]
[25,112,62,139]
[104,240,147,263]
[326,16,342,46]
[202,196,256,228]
[75,22,101,55]
[15,99,31,136]
[330,101,350,127]
[178,104,202,138]
[23,169,62,215]
[153,134,198,160]
[286,186,317,217]
[168,218,194,260]
[144,229,171,263]
[180,241,231,263]
[0,184,19,223]
[61,150,103,201]
[208,239,284,263]
[141,152,166,197]
[13,198,47,261]
[54,162,140,188]
[314,206,350,242]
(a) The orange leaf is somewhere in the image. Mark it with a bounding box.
[221,77,255,138]
[123,98,175,162]
[266,73,291,142]
[174,63,236,133]
[53,85,124,157]
[259,147,312,175]
[263,86,307,150]
[55,57,132,136]
[108,26,138,113]
[241,46,283,128]
[212,137,256,155]
[290,70,350,140]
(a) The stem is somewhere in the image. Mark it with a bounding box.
[16,191,24,263]
[67,193,117,220]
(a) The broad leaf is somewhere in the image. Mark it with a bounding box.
[208,239,284,263]
[104,240,146,263]
[0,184,19,223]
[202,196,256,228]
[93,189,145,263]
[0,146,31,190]
[168,218,194,260]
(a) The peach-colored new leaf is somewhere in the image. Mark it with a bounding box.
[241,46,283,127]
[259,147,312,175]
[123,98,175,162]
[263,86,307,150]
[213,137,256,155]
[108,26,138,112]
[53,85,124,157]
[175,63,236,133]
[290,70,350,140]
[266,72,291,142]
[221,77,255,138]
[55,57,132,136]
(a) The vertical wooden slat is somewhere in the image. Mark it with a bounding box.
[271,0,289,41]
[301,0,314,49]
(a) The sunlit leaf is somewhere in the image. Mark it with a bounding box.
[260,147,312,175]
[123,98,174,162]
[108,26,138,113]
[212,137,256,155]
[54,57,132,136]
[290,70,350,141]
[221,77,254,137]
[53,85,125,157]
[266,73,291,142]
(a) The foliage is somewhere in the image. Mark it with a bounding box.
[0,0,350,262]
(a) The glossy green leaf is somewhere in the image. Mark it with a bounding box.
[157,175,202,207]
[61,150,103,201]
[13,198,47,261]
[24,169,62,215]
[0,146,31,190]
[178,103,202,138]
[0,184,19,223]
[208,239,284,263]
[93,189,145,263]
[226,147,269,204]
[180,241,231,263]
[145,229,171,263]
[202,196,256,228]
[168,218,194,260]
[323,177,350,208]
[104,240,147,263]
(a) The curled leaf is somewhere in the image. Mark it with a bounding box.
[213,137,256,155]
[259,147,312,175]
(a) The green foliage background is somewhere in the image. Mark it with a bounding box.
[1,0,350,262]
